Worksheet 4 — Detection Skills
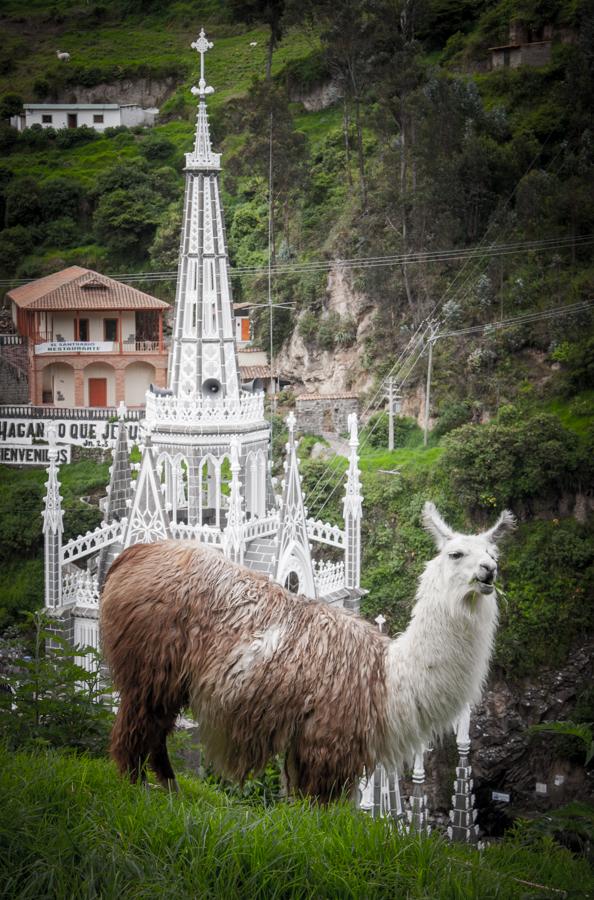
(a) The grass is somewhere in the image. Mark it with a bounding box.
[0,747,591,899]
[359,446,445,476]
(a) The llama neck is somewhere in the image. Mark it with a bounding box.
[381,560,498,766]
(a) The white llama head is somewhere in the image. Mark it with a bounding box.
[422,501,515,601]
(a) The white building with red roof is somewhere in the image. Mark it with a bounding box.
[6,266,168,408]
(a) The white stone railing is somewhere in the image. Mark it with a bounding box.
[62,518,126,565]
[169,521,224,547]
[145,390,265,428]
[314,559,345,597]
[306,517,345,548]
[243,513,279,541]
[62,569,100,607]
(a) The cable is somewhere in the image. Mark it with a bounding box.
[1,235,591,289]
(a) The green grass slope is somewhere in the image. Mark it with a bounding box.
[0,748,591,899]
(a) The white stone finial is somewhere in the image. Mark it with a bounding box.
[375,614,386,632]
[191,28,214,97]
[348,413,359,448]
[286,412,297,436]
[47,424,58,462]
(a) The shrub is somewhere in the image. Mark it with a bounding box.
[432,400,474,438]
[0,225,34,273]
[40,177,84,222]
[140,134,175,161]
[496,519,594,674]
[297,309,318,344]
[54,125,98,149]
[364,413,422,450]
[440,414,579,511]
[5,176,42,227]
[0,612,113,755]
[43,217,80,249]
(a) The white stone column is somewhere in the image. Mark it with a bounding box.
[448,704,479,843]
[224,436,245,564]
[343,413,362,589]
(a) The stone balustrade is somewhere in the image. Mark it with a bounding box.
[62,519,126,564]
[314,559,345,597]
[306,517,345,548]
[144,390,265,428]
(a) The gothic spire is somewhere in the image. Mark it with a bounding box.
[167,28,240,404]
[275,413,316,598]
[43,425,63,609]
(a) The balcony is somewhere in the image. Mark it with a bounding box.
[34,339,163,355]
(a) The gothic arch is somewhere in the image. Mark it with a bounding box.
[276,543,316,598]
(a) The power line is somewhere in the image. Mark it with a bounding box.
[307,300,593,517]
[0,235,591,289]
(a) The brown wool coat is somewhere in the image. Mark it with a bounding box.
[101,541,389,798]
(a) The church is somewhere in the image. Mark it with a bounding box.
[42,29,364,668]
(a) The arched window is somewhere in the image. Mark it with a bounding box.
[284,571,300,594]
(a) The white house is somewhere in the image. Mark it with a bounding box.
[11,103,158,132]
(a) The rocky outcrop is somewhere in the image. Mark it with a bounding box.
[277,265,375,396]
[416,641,594,835]
[61,77,177,107]
[289,80,342,112]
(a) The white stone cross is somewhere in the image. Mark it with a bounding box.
[191,28,214,97]
[375,613,386,632]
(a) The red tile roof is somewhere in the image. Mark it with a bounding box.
[296,392,358,401]
[8,267,168,311]
[240,365,271,380]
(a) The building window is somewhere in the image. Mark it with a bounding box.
[75,319,89,341]
[93,114,104,124]
[104,319,118,342]
[42,114,52,124]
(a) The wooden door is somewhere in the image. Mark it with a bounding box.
[241,318,250,341]
[88,378,107,407]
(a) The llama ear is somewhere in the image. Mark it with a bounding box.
[422,501,455,549]
[485,510,516,544]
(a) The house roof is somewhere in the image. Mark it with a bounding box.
[8,267,169,311]
[24,103,121,110]
[296,392,358,401]
[240,365,271,380]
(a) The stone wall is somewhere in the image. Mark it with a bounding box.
[296,396,358,435]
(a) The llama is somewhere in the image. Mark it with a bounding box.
[100,502,515,798]
[56,51,71,61]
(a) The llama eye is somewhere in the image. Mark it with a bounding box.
[449,551,464,560]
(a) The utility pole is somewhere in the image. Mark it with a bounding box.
[388,377,395,451]
[423,326,438,447]
[385,377,401,451]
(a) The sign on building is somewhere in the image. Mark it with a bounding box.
[0,417,141,448]
[0,443,71,466]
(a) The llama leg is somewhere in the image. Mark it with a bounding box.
[148,714,179,792]
[110,694,149,784]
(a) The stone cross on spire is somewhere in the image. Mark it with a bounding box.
[191,28,214,99]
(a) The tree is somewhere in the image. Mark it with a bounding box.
[0,92,22,121]
[40,177,84,222]
[0,226,33,274]
[228,0,285,80]
[149,201,183,269]
[93,185,165,255]
[5,176,42,227]
[228,82,307,260]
